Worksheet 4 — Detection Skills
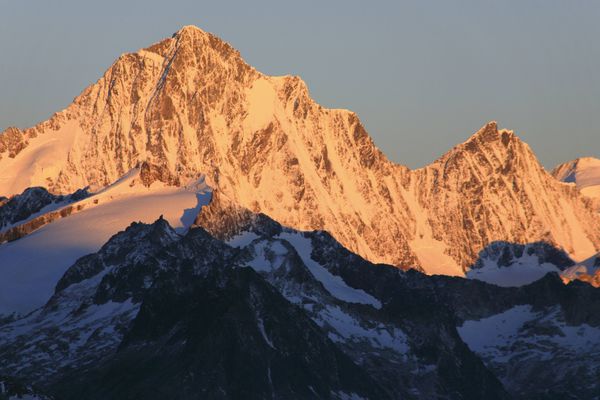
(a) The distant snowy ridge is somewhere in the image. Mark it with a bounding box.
[0,186,88,234]
[553,157,600,211]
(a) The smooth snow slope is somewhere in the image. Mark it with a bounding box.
[0,119,84,196]
[0,171,210,316]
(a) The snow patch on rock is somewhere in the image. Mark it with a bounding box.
[277,232,382,308]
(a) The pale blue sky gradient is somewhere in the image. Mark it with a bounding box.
[1,0,598,168]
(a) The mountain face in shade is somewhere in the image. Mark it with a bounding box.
[2,204,600,399]
[0,25,599,277]
[0,215,505,400]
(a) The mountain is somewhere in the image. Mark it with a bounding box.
[0,214,503,399]
[1,25,599,284]
[2,201,600,399]
[1,216,388,400]
[465,241,575,286]
[2,22,600,400]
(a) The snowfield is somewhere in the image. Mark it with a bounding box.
[458,305,600,363]
[466,256,561,287]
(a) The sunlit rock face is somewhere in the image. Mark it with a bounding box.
[1,25,599,275]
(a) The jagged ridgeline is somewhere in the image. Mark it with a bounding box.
[0,26,598,277]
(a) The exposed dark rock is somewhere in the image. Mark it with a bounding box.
[139,161,180,187]
[0,187,56,230]
[0,127,27,160]
[55,267,385,400]
[0,375,54,399]
[0,186,90,243]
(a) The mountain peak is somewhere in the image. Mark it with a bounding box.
[138,24,245,72]
[432,121,522,170]
[170,25,224,50]
[174,24,207,37]
[476,120,498,135]
[465,121,516,146]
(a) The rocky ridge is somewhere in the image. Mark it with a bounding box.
[1,25,598,277]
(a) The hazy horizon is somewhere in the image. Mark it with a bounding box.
[1,0,598,169]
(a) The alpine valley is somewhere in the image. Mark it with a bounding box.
[1,26,599,400]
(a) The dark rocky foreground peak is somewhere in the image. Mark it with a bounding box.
[62,267,384,400]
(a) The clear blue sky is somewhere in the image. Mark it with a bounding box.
[1,0,598,168]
